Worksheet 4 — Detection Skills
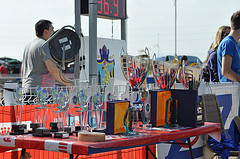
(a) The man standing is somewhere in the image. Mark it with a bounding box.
[217,11,240,82]
[21,19,73,94]
[0,62,8,76]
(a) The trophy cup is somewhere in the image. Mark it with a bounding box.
[74,88,89,133]
[92,92,105,132]
[10,86,27,135]
[29,106,41,134]
[50,85,60,132]
[152,53,179,89]
[53,88,70,138]
[33,86,52,137]
[179,62,202,90]
[120,47,150,135]
[152,55,180,128]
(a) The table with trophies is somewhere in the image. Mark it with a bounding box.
[1,28,220,159]
[0,122,220,157]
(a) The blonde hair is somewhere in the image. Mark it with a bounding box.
[209,26,230,51]
[202,26,230,64]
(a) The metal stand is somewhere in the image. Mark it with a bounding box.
[69,154,79,159]
[146,145,157,159]
[20,148,26,158]
[165,137,194,159]
[187,137,194,159]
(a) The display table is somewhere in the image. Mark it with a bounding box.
[0,122,220,159]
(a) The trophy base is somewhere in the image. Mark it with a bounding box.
[54,132,69,139]
[28,130,36,134]
[64,127,73,136]
[32,133,52,137]
[122,131,139,136]
[75,131,80,137]
[10,124,28,135]
[74,126,81,131]
[50,122,58,132]
[164,123,178,129]
[73,126,81,135]
[29,123,41,133]
[9,131,28,135]
[33,128,52,137]
[92,128,106,133]
[139,124,152,129]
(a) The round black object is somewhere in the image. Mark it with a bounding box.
[49,29,81,63]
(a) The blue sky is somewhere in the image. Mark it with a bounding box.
[0,0,240,62]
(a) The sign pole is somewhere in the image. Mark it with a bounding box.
[74,0,81,80]
[121,19,126,41]
[174,0,177,58]
[89,0,98,85]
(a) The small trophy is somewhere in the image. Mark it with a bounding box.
[10,86,27,135]
[53,88,70,138]
[92,92,105,132]
[29,108,41,134]
[179,62,202,90]
[75,88,89,133]
[50,85,60,132]
[33,86,52,137]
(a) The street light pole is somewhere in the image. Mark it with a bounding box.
[174,0,177,58]
[89,0,98,85]
[158,33,160,57]
[74,0,81,80]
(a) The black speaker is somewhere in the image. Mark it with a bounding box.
[49,29,81,63]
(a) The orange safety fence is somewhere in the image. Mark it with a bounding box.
[0,105,156,159]
[0,145,156,159]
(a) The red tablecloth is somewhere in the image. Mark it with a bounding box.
[0,122,220,155]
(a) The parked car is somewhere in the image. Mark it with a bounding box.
[155,55,202,65]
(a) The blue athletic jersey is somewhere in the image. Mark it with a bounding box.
[217,36,240,82]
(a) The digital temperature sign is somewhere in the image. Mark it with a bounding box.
[81,0,126,19]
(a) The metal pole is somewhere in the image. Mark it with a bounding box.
[74,0,81,80]
[174,0,177,58]
[158,33,160,57]
[89,0,98,85]
[112,19,114,39]
[121,19,126,41]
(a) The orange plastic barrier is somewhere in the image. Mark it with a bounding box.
[0,145,156,159]
[0,105,156,159]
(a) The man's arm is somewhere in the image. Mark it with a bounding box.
[45,59,73,86]
[222,54,240,82]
